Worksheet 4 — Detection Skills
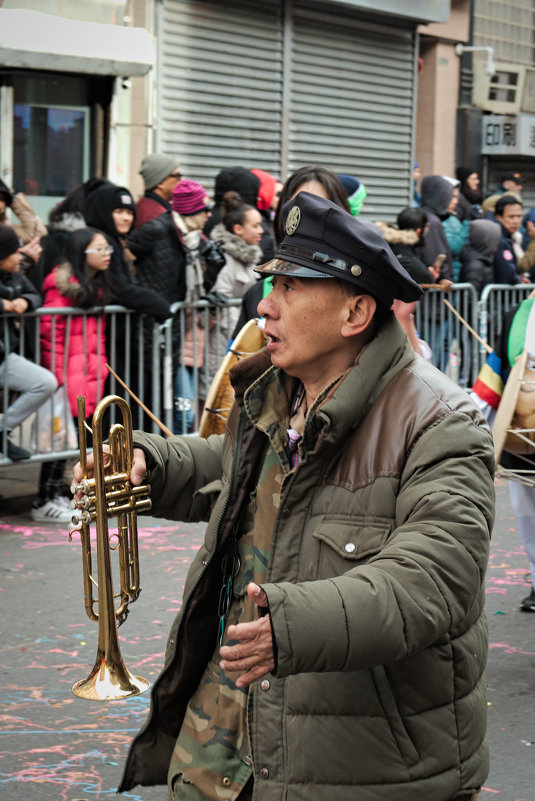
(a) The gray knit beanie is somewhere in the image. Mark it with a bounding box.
[139,154,180,190]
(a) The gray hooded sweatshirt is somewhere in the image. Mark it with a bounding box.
[417,176,454,280]
[459,219,501,295]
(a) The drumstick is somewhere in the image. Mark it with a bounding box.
[441,299,492,354]
[105,363,173,437]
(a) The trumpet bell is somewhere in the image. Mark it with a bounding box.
[72,654,150,701]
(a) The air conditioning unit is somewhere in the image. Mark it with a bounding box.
[473,62,525,114]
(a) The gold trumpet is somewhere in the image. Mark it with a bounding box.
[69,394,152,701]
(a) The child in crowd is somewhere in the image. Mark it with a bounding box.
[31,227,112,522]
[0,224,57,462]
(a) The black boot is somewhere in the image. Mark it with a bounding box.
[520,587,535,612]
[6,439,31,461]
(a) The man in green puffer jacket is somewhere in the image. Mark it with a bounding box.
[77,192,495,801]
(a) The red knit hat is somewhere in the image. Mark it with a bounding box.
[251,168,277,211]
[172,179,210,215]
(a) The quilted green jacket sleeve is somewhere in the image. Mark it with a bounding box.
[133,431,225,522]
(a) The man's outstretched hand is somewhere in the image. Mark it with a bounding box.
[72,446,148,497]
[219,583,275,688]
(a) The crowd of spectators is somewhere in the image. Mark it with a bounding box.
[2,157,534,518]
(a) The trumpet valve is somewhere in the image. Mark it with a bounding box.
[71,478,92,496]
[68,519,82,539]
[70,509,91,527]
[73,495,92,510]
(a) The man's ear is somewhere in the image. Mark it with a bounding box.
[341,294,377,338]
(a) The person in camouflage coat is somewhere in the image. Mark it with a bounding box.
[76,193,495,801]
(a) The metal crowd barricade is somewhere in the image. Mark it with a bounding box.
[159,299,242,436]
[0,304,164,466]
[414,283,479,388]
[478,284,535,363]
[5,286,535,466]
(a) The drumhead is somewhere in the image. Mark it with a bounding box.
[198,319,266,437]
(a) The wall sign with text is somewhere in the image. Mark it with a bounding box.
[482,113,535,156]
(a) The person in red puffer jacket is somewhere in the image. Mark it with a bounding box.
[32,227,112,522]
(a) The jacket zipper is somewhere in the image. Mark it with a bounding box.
[118,410,246,792]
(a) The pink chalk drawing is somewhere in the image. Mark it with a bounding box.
[489,642,535,656]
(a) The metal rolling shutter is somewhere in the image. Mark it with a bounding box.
[159,0,283,189]
[290,5,416,221]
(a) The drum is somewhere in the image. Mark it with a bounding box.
[198,318,266,437]
[493,350,535,461]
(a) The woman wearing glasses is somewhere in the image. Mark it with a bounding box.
[31,228,113,522]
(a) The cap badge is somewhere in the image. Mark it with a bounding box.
[351,264,362,277]
[285,205,301,235]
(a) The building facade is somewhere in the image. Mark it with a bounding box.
[0,0,154,221]
[0,0,450,223]
[457,0,535,203]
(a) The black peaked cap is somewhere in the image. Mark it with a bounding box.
[255,191,423,307]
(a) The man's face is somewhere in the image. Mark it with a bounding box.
[497,203,523,234]
[503,179,523,194]
[257,275,359,385]
[0,197,7,216]
[157,169,182,201]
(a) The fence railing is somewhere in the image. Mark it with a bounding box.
[2,286,534,465]
[0,301,241,466]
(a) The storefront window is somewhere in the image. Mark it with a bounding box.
[9,74,92,220]
[13,104,88,197]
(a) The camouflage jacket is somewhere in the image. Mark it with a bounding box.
[119,314,495,801]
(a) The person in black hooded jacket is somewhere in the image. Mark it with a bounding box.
[83,182,170,323]
[455,167,482,223]
[415,175,456,369]
[83,182,171,425]
[203,167,275,262]
[417,175,454,285]
[459,219,501,295]
[458,219,502,387]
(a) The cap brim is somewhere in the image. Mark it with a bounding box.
[254,258,334,280]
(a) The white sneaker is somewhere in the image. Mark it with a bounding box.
[31,498,74,523]
[55,495,74,510]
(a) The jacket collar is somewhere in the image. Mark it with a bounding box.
[499,222,513,242]
[144,189,171,210]
[229,314,416,446]
[230,347,272,405]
